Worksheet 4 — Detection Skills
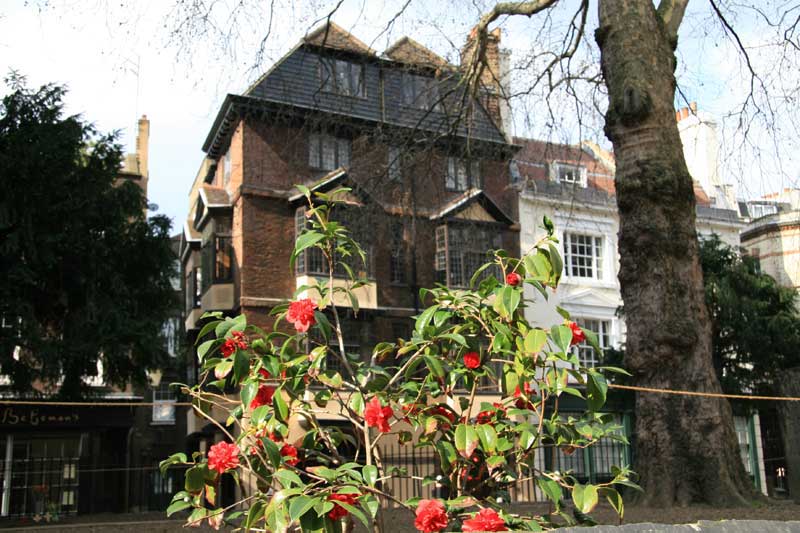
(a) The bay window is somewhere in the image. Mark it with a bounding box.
[201,217,233,292]
[435,223,500,288]
[309,133,351,171]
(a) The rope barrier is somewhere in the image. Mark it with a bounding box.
[1,384,799,406]
[608,383,800,401]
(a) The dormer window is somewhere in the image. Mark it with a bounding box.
[319,58,365,97]
[401,72,442,111]
[553,162,587,186]
[446,157,481,192]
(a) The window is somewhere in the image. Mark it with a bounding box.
[309,133,351,171]
[572,319,610,368]
[152,383,176,424]
[564,233,603,280]
[185,267,201,311]
[223,149,232,187]
[401,72,442,111]
[435,224,500,288]
[1,312,22,339]
[446,157,480,192]
[201,218,233,292]
[163,317,180,358]
[553,162,586,186]
[295,206,373,278]
[749,203,778,219]
[390,223,406,284]
[388,146,402,182]
[319,58,365,97]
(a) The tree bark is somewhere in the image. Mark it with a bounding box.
[777,367,800,501]
[596,0,754,506]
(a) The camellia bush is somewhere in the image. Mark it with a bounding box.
[161,186,637,531]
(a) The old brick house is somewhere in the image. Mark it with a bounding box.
[180,23,519,437]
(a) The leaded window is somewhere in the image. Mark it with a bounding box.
[201,217,233,292]
[388,146,402,182]
[446,157,481,192]
[401,72,442,111]
[295,206,373,279]
[309,133,351,171]
[390,222,406,284]
[564,233,603,279]
[319,58,365,97]
[435,224,500,288]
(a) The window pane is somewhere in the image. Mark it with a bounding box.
[470,161,481,189]
[319,58,334,92]
[309,133,321,167]
[215,236,233,282]
[336,59,351,94]
[351,63,364,97]
[456,160,468,191]
[402,72,415,105]
[388,146,402,181]
[337,138,351,168]
[446,157,456,190]
[322,135,336,170]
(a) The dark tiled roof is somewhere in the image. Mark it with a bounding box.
[304,22,375,56]
[431,188,515,225]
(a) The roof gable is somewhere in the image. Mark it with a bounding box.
[304,22,375,56]
[384,37,449,68]
[431,189,514,225]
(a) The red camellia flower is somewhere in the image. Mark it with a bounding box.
[514,382,536,410]
[231,330,248,349]
[505,272,521,286]
[568,321,586,345]
[463,351,481,369]
[414,499,449,533]
[462,508,507,532]
[364,397,393,433]
[220,338,237,358]
[280,443,299,466]
[286,298,318,333]
[249,385,276,410]
[258,368,271,379]
[328,493,359,520]
[207,441,240,474]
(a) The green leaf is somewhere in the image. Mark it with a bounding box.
[232,348,250,383]
[537,478,562,507]
[196,339,217,361]
[185,466,204,494]
[599,487,624,519]
[493,285,520,320]
[250,405,270,426]
[289,495,317,522]
[582,328,603,357]
[555,306,571,320]
[415,305,438,334]
[524,329,547,355]
[454,424,479,459]
[349,392,365,416]
[548,243,563,282]
[273,388,289,422]
[166,498,192,517]
[422,355,445,378]
[550,325,573,353]
[291,231,325,270]
[572,483,599,514]
[319,370,343,388]
[475,424,497,452]
[335,502,369,530]
[159,452,187,476]
[241,381,258,410]
[439,333,468,347]
[274,469,303,488]
[586,371,608,411]
[362,465,378,487]
[195,320,223,344]
[259,436,280,468]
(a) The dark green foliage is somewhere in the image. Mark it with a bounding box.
[700,234,800,396]
[0,73,177,398]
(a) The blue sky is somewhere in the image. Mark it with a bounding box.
[2,0,796,230]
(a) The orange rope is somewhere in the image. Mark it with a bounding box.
[609,383,800,401]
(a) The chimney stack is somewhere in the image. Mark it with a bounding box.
[136,115,150,179]
[461,27,510,137]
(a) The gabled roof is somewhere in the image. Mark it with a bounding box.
[431,188,514,226]
[289,168,376,209]
[304,21,375,56]
[384,37,450,68]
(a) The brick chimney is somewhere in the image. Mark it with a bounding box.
[461,27,511,139]
[136,115,149,179]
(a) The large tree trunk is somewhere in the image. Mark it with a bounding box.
[777,367,800,500]
[596,0,753,506]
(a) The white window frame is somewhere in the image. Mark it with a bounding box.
[152,383,176,425]
[446,157,481,192]
[552,161,587,187]
[563,232,604,280]
[571,318,611,368]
